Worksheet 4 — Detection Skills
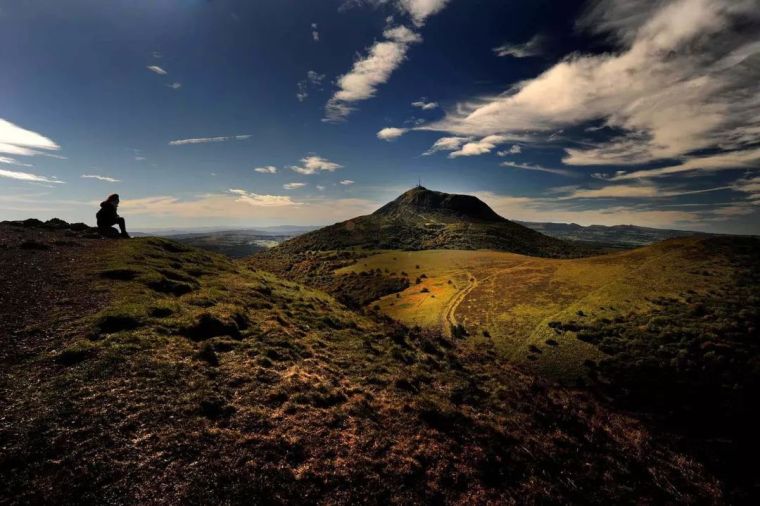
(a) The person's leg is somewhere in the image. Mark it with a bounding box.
[117,217,130,238]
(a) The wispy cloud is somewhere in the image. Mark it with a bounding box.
[228,189,300,207]
[325,26,422,121]
[411,99,438,110]
[81,174,120,183]
[0,118,61,158]
[449,135,510,158]
[166,82,182,90]
[290,155,343,175]
[254,166,278,174]
[168,134,251,146]
[608,148,760,181]
[501,161,574,177]
[297,70,326,102]
[311,22,320,42]
[422,136,472,156]
[340,179,355,185]
[493,34,546,58]
[0,168,64,184]
[497,145,522,156]
[283,182,307,190]
[146,65,167,75]
[0,156,33,167]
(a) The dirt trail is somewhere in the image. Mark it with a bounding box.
[442,272,478,336]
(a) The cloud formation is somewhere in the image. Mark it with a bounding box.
[146,65,167,75]
[449,135,510,158]
[283,182,307,190]
[398,0,450,26]
[0,118,61,158]
[325,26,422,121]
[168,135,251,146]
[377,127,408,141]
[228,189,300,207]
[290,155,343,175]
[411,99,438,110]
[254,166,278,174]
[340,179,355,185]
[493,34,546,58]
[81,174,120,183]
[297,70,326,102]
[501,161,574,177]
[424,0,760,167]
[311,22,320,42]
[0,168,64,184]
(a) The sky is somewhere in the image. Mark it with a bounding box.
[1,0,759,233]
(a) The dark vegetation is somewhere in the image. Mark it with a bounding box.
[0,221,724,504]
[552,238,760,502]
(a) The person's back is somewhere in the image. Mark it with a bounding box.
[96,194,130,238]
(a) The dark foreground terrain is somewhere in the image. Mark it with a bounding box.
[0,220,724,504]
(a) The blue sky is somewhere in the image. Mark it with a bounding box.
[1,0,758,233]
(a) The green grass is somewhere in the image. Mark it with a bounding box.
[333,237,747,383]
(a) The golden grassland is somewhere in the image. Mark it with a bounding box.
[336,237,732,383]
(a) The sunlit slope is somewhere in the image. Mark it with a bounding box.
[337,237,734,382]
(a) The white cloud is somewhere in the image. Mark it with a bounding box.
[0,168,64,184]
[493,34,546,58]
[377,127,408,141]
[449,134,510,158]
[81,174,120,183]
[283,182,307,190]
[497,145,522,156]
[228,189,300,207]
[167,82,182,90]
[0,156,33,167]
[312,22,320,42]
[398,0,450,26]
[147,65,167,75]
[290,155,343,175]
[340,179,355,185]
[411,99,438,110]
[0,118,61,158]
[423,136,471,155]
[168,135,251,145]
[325,26,422,121]
[423,0,760,166]
[609,148,760,181]
[316,185,326,191]
[501,161,574,177]
[254,166,278,174]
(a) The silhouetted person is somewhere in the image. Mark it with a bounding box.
[97,194,130,238]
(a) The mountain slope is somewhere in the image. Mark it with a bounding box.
[0,220,721,504]
[274,187,591,258]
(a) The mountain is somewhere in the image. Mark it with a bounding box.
[517,221,714,247]
[274,187,592,257]
[0,218,723,503]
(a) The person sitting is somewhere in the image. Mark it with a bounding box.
[96,194,130,238]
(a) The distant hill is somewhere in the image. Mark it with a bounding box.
[517,221,714,247]
[274,187,593,258]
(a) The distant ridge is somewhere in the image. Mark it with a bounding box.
[273,187,591,257]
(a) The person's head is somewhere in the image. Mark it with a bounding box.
[106,194,120,207]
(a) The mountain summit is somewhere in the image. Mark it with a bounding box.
[373,186,504,222]
[274,187,586,257]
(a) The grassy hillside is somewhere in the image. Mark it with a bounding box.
[330,236,760,502]
[0,221,723,504]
